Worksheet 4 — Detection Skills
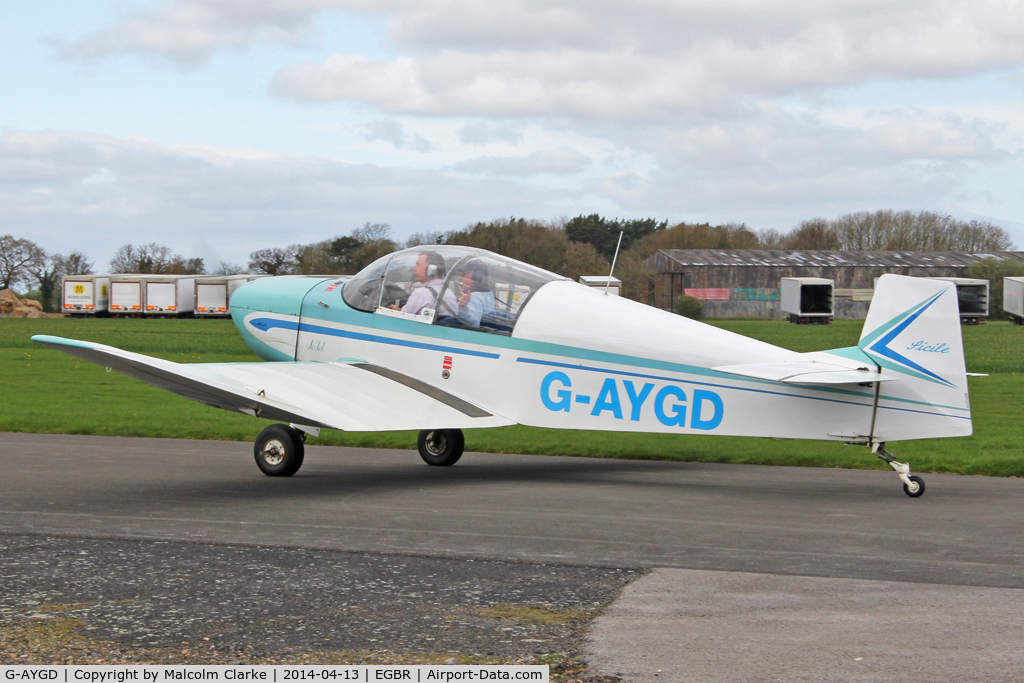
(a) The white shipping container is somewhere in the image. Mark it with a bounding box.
[62,275,110,315]
[578,275,622,296]
[196,282,228,314]
[144,275,197,315]
[1004,276,1024,321]
[194,275,263,316]
[925,277,989,319]
[109,277,144,314]
[494,283,533,313]
[780,277,834,318]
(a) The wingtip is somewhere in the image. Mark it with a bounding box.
[31,335,95,349]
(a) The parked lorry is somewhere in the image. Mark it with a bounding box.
[194,274,263,317]
[1004,276,1024,325]
[109,275,146,315]
[144,275,198,316]
[61,275,110,316]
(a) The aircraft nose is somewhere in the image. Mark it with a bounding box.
[229,276,327,362]
[229,276,319,317]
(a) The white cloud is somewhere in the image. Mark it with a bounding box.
[357,120,433,151]
[0,129,559,266]
[26,1,1024,249]
[458,122,523,146]
[451,147,590,176]
[51,0,336,66]
[60,1,1024,105]
[266,0,1024,122]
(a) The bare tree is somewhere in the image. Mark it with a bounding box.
[248,247,298,275]
[352,222,393,243]
[827,210,1014,251]
[783,219,842,250]
[57,251,93,276]
[214,261,245,275]
[109,243,172,273]
[756,229,787,249]
[30,252,59,312]
[294,240,342,275]
[0,235,45,291]
[404,231,449,248]
[27,250,93,312]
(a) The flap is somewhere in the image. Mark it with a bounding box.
[713,361,896,385]
[32,335,514,432]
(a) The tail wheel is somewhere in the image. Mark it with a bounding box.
[417,429,465,466]
[903,474,926,498]
[254,424,305,476]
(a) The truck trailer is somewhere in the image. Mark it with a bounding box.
[61,275,110,316]
[1005,276,1024,325]
[109,276,146,315]
[194,274,263,317]
[781,277,834,324]
[925,277,989,324]
[144,275,198,316]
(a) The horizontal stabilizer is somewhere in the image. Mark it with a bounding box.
[32,335,514,432]
[713,361,895,385]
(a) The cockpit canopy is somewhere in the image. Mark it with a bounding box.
[342,246,567,334]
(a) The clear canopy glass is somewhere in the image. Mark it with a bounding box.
[341,246,566,334]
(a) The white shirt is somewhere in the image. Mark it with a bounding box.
[402,279,458,316]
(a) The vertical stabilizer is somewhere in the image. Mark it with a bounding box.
[860,274,972,441]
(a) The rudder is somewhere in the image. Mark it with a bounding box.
[860,275,972,441]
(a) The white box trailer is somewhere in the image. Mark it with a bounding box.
[144,275,198,316]
[109,275,146,315]
[578,275,622,296]
[925,277,989,323]
[194,274,263,317]
[61,275,110,316]
[1004,276,1024,325]
[781,277,833,324]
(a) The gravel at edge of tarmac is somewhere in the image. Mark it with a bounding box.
[0,534,639,681]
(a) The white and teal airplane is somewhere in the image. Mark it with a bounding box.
[34,246,974,497]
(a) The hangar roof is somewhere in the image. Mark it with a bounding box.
[653,250,1024,268]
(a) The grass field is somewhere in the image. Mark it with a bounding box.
[3,316,1023,476]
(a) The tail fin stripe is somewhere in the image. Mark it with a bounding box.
[861,290,955,387]
[858,291,939,348]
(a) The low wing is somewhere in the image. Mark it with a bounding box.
[32,335,515,432]
[712,361,896,386]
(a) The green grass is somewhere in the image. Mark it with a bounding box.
[4,317,1024,476]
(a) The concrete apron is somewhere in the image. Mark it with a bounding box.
[585,568,1024,683]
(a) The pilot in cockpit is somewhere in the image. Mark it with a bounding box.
[389,250,458,317]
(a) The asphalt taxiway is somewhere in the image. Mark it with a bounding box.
[2,433,1023,680]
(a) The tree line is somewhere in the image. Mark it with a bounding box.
[2,209,1016,311]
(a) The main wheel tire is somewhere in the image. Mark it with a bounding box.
[903,474,926,498]
[417,429,465,466]
[254,424,305,477]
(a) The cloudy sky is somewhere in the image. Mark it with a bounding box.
[4,0,1024,270]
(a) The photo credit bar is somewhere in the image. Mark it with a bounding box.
[0,667,548,683]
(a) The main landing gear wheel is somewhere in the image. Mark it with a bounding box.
[903,475,926,498]
[417,429,465,466]
[254,424,305,477]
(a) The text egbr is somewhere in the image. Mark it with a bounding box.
[540,371,724,430]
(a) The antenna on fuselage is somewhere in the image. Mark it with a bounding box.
[604,230,624,296]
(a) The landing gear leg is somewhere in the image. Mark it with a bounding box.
[873,443,925,497]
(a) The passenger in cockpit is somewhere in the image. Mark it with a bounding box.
[456,261,495,328]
